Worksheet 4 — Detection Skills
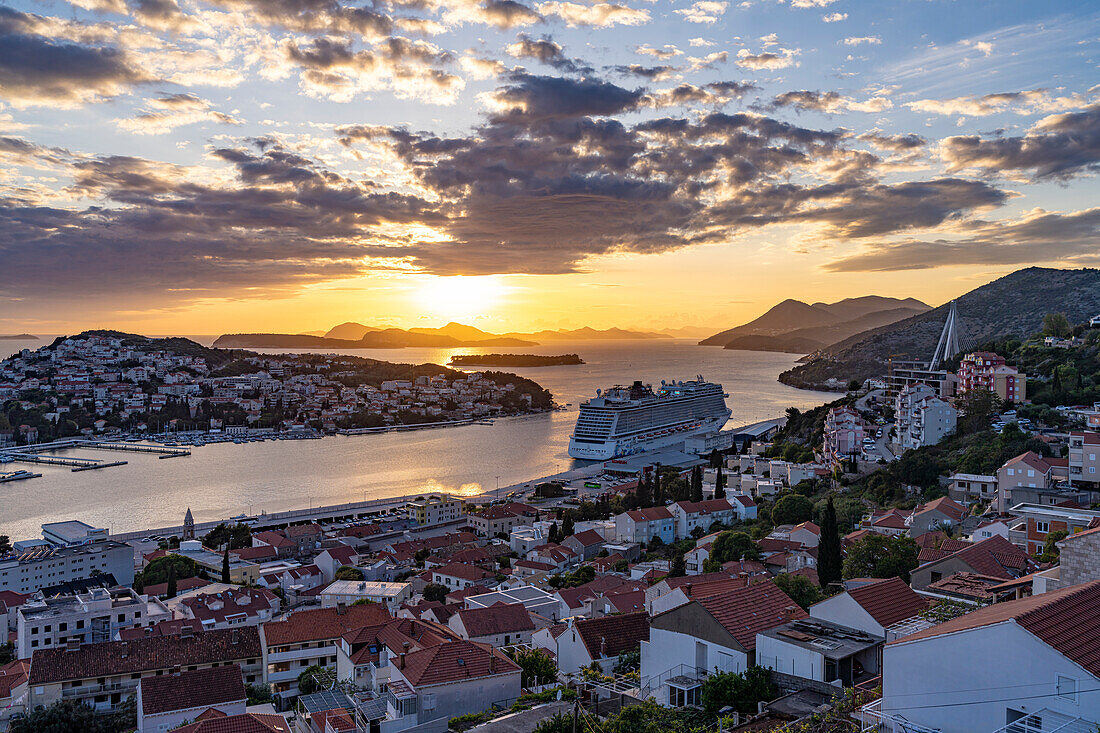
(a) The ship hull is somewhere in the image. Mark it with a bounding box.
[568,412,730,460]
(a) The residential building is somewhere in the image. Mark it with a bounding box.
[0,659,29,726]
[756,617,882,687]
[0,541,134,595]
[535,612,649,675]
[41,520,109,546]
[909,535,1036,591]
[408,495,464,527]
[809,577,928,638]
[334,617,460,694]
[174,713,291,733]
[561,529,606,560]
[175,587,281,630]
[313,546,359,583]
[16,586,172,659]
[769,521,821,548]
[260,604,391,697]
[465,505,535,538]
[463,585,566,621]
[508,525,546,555]
[885,360,955,399]
[614,506,675,545]
[382,640,521,731]
[318,581,412,612]
[136,664,246,733]
[1041,524,1100,591]
[823,406,865,465]
[872,581,1100,733]
[1069,432,1100,488]
[948,472,998,505]
[894,383,957,451]
[996,452,1058,513]
[447,603,534,646]
[27,626,262,711]
[909,497,967,537]
[1008,503,1100,556]
[957,352,1026,402]
[430,563,496,590]
[640,581,806,707]
[670,499,738,539]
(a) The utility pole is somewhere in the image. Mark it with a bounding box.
[572,695,579,733]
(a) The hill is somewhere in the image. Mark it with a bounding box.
[324,322,382,340]
[699,296,930,350]
[213,329,535,349]
[503,326,668,341]
[779,268,1100,390]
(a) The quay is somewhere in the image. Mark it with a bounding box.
[0,452,127,471]
[336,417,490,435]
[0,470,42,483]
[0,438,189,473]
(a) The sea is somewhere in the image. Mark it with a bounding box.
[0,336,837,540]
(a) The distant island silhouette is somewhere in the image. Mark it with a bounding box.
[0,334,37,340]
[448,353,584,367]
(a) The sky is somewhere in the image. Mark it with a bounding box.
[0,0,1098,336]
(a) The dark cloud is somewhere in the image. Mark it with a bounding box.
[941,103,1100,180]
[611,63,676,80]
[0,7,154,106]
[825,208,1100,272]
[486,72,644,122]
[766,89,842,113]
[857,131,926,151]
[506,34,588,72]
[206,0,395,38]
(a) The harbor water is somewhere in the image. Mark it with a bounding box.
[0,337,837,540]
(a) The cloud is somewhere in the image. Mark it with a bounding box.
[675,1,727,24]
[857,132,927,152]
[506,34,588,71]
[688,37,714,47]
[442,0,542,29]
[765,89,894,115]
[940,103,1100,180]
[612,64,678,81]
[821,12,845,22]
[636,44,681,60]
[0,7,155,107]
[842,36,881,46]
[536,1,649,27]
[643,80,757,106]
[825,208,1100,272]
[736,47,798,70]
[116,93,241,135]
[789,0,837,7]
[905,89,1090,117]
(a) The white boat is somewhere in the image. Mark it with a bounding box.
[568,377,731,460]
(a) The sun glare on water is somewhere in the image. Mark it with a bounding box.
[416,276,509,323]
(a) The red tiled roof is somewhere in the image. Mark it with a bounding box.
[398,640,520,687]
[731,495,756,508]
[793,521,821,535]
[602,589,645,613]
[925,572,1003,601]
[174,713,291,733]
[693,581,807,651]
[285,523,321,538]
[433,563,495,583]
[872,514,908,529]
[252,531,294,549]
[568,529,606,547]
[659,571,736,591]
[893,581,1100,677]
[0,659,29,700]
[681,577,749,598]
[915,497,966,522]
[846,576,929,627]
[454,603,534,638]
[676,499,735,515]
[572,612,650,659]
[143,576,211,598]
[262,605,391,646]
[625,506,673,522]
[179,588,279,625]
[921,535,1034,580]
[230,546,278,562]
[29,627,261,684]
[1003,451,1053,474]
[140,664,245,715]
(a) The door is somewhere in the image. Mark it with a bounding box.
[695,641,708,673]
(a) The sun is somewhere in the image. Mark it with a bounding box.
[415,276,509,323]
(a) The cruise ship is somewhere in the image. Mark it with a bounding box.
[568,378,732,460]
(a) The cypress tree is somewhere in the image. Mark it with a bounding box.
[166,563,177,599]
[636,472,651,508]
[818,497,843,590]
[561,513,575,538]
[548,521,560,544]
[714,465,726,499]
[221,546,231,584]
[652,464,663,506]
[670,552,686,577]
[691,466,704,502]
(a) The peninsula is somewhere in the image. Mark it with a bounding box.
[448,353,584,367]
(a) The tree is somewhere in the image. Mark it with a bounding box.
[508,647,558,686]
[708,448,723,468]
[297,664,333,695]
[138,554,200,590]
[202,522,252,551]
[246,683,274,706]
[1039,530,1069,563]
[423,583,448,603]
[771,493,814,525]
[773,573,824,610]
[166,563,177,599]
[710,531,760,563]
[613,558,629,573]
[10,697,136,733]
[0,642,13,665]
[714,465,725,499]
[560,513,575,538]
[690,466,704,502]
[635,473,651,508]
[669,552,686,577]
[817,497,843,589]
[221,546,231,584]
[335,565,365,581]
[1044,312,1071,337]
[0,535,10,554]
[548,521,560,544]
[958,388,1003,435]
[652,465,664,505]
[700,666,776,715]
[701,558,722,573]
[843,534,920,582]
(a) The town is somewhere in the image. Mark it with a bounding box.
[0,333,554,452]
[1,313,1099,732]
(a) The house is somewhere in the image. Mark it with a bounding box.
[996,452,1058,513]
[640,581,807,707]
[334,617,460,694]
[809,577,928,638]
[948,472,998,506]
[967,518,1013,542]
[910,535,1036,591]
[284,524,323,554]
[770,521,821,548]
[872,581,1100,733]
[463,585,566,621]
[137,664,246,733]
[447,603,535,646]
[526,543,578,571]
[756,617,883,687]
[466,505,535,538]
[431,563,496,590]
[252,531,297,559]
[382,640,521,731]
[317,581,412,612]
[956,351,1026,402]
[561,529,606,560]
[27,626,263,711]
[173,712,291,733]
[1008,503,1100,555]
[670,499,738,539]
[614,506,675,545]
[408,494,464,526]
[175,587,280,630]
[823,406,865,465]
[0,659,29,727]
[729,494,758,520]
[259,604,391,697]
[863,509,912,537]
[684,532,722,574]
[1039,523,1100,592]
[313,546,360,583]
[909,496,967,537]
[648,576,750,616]
[645,571,738,610]
[258,564,324,599]
[536,612,649,675]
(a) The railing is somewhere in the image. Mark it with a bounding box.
[989,710,1100,733]
[857,698,944,733]
[638,664,707,699]
[61,681,131,698]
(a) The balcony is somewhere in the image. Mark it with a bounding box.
[989,710,1099,733]
[61,681,131,699]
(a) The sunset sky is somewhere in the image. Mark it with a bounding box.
[1,0,1097,336]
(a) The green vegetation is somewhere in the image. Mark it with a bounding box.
[773,573,824,610]
[135,554,201,592]
[771,493,814,525]
[548,565,595,588]
[297,664,334,695]
[334,565,365,581]
[700,666,777,715]
[842,534,920,583]
[816,497,843,589]
[506,647,558,686]
[709,531,760,563]
[202,522,252,550]
[246,683,274,706]
[10,697,136,733]
[1039,530,1069,563]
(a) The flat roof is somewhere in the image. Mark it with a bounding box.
[319,580,409,597]
[760,618,882,659]
[1009,503,1100,520]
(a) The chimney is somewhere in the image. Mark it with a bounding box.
[600,636,607,658]
[120,641,129,659]
[488,653,494,673]
[171,665,181,676]
[180,625,194,639]
[684,583,692,597]
[231,630,240,645]
[398,653,406,669]
[336,602,347,615]
[784,605,799,619]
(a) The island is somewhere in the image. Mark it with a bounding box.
[448,353,584,367]
[0,334,37,340]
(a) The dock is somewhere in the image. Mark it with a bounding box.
[337,418,486,436]
[0,452,128,471]
[81,441,191,458]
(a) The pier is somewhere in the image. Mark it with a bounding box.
[337,418,487,436]
[0,438,188,474]
[80,440,191,458]
[0,452,127,471]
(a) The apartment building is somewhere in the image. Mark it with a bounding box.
[948,473,998,505]
[1069,431,1100,488]
[894,383,957,451]
[16,587,172,659]
[0,542,134,595]
[1008,503,1100,556]
[823,406,865,465]
[614,506,676,545]
[408,495,464,527]
[957,352,1026,402]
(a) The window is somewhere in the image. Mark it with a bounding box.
[1036,521,1050,534]
[1057,675,1077,702]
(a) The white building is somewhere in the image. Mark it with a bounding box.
[0,541,134,595]
[670,499,738,539]
[318,581,412,612]
[895,383,957,451]
[869,581,1100,733]
[809,577,929,639]
[614,506,675,545]
[534,612,649,676]
[136,665,247,733]
[408,495,464,527]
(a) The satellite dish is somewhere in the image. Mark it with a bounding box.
[596,389,602,397]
